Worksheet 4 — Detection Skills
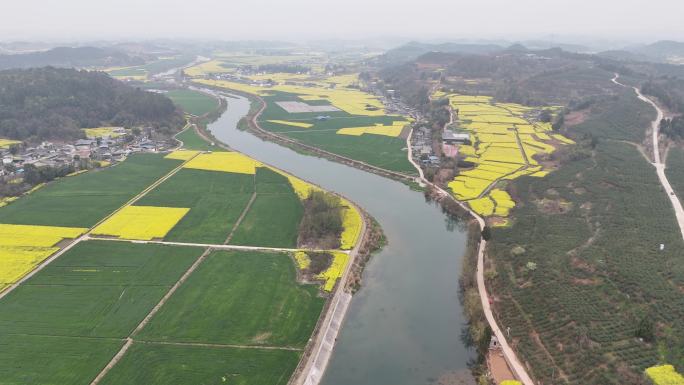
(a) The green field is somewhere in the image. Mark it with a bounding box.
[175,126,226,152]
[666,147,684,196]
[137,250,324,347]
[0,154,181,227]
[253,91,414,173]
[99,343,300,385]
[135,169,254,244]
[0,241,201,338]
[107,55,196,79]
[230,168,303,248]
[0,334,123,385]
[107,67,147,77]
[166,89,219,116]
[285,130,413,173]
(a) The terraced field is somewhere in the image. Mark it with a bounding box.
[435,92,575,223]
[0,128,363,384]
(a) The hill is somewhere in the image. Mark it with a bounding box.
[0,46,145,70]
[0,67,184,142]
[626,40,684,63]
[380,41,504,64]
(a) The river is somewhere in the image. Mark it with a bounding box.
[207,93,475,385]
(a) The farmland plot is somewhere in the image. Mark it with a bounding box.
[0,241,201,338]
[135,169,254,244]
[99,343,299,385]
[0,154,182,227]
[137,250,325,347]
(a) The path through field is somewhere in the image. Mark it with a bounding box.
[612,74,684,239]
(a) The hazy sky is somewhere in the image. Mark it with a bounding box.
[3,0,684,44]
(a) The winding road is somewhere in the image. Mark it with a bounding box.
[612,74,684,240]
[406,135,535,385]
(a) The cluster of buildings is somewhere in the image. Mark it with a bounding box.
[410,127,471,167]
[0,132,169,178]
[411,126,441,166]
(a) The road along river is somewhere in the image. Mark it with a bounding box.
[204,93,476,385]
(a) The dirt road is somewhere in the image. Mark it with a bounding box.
[612,74,684,239]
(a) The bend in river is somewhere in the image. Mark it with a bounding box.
[207,93,475,385]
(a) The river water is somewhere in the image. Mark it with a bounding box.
[207,94,475,385]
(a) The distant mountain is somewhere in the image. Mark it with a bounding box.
[627,40,684,63]
[381,41,505,64]
[596,50,654,63]
[0,46,145,70]
[518,40,591,53]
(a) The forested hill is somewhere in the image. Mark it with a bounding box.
[0,67,184,141]
[0,46,144,70]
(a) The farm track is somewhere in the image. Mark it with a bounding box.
[224,191,257,244]
[137,340,304,351]
[85,236,347,255]
[612,74,684,239]
[89,247,214,385]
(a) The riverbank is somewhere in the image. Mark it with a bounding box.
[185,93,389,385]
[199,89,474,385]
[195,83,419,185]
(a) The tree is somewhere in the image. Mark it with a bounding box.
[0,67,184,142]
[481,226,492,241]
[635,315,655,342]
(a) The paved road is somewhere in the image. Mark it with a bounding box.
[612,74,684,240]
[404,139,535,385]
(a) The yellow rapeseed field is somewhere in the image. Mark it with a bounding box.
[183,152,262,174]
[0,224,86,289]
[441,91,574,218]
[266,120,313,129]
[83,127,126,139]
[192,78,387,117]
[0,224,86,247]
[0,139,21,148]
[268,167,322,200]
[294,251,311,270]
[340,200,363,250]
[165,150,200,161]
[92,206,190,240]
[0,246,58,285]
[316,251,349,291]
[336,122,406,138]
[645,365,684,385]
[184,60,235,77]
[468,197,495,216]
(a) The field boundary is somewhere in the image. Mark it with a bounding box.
[224,191,257,244]
[89,246,213,385]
